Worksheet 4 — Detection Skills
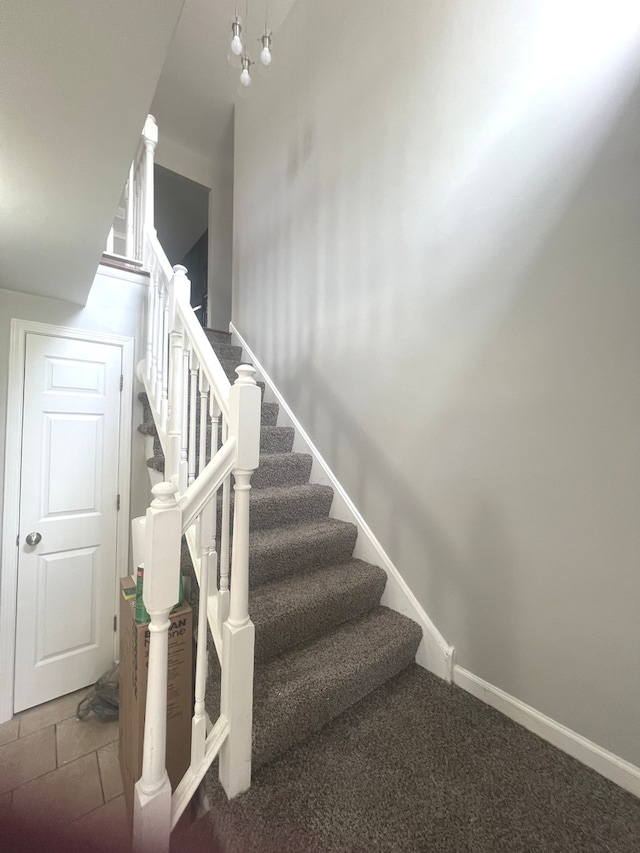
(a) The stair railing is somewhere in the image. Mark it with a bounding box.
[129,117,260,853]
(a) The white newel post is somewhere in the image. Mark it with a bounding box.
[142,115,158,235]
[133,482,182,853]
[219,366,261,798]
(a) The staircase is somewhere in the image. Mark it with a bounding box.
[139,328,423,824]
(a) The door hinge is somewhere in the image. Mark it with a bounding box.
[120,374,123,392]
[117,494,121,511]
[113,615,118,632]
[16,534,19,546]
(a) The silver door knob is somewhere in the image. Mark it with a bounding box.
[25,532,42,546]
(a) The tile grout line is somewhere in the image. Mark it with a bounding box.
[96,747,107,804]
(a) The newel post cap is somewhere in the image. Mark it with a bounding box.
[143,114,158,145]
[234,364,257,386]
[150,480,179,509]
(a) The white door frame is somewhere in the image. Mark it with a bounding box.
[0,319,134,722]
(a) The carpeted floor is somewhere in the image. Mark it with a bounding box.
[202,664,640,853]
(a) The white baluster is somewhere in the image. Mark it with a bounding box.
[192,493,213,776]
[198,375,209,477]
[125,161,135,259]
[209,397,221,600]
[136,163,144,259]
[219,365,261,799]
[146,271,156,384]
[154,283,164,413]
[166,325,184,487]
[180,344,190,494]
[105,225,115,255]
[188,356,199,485]
[218,417,231,627]
[151,272,161,397]
[160,295,170,428]
[133,482,181,853]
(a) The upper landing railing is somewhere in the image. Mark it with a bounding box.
[120,117,260,853]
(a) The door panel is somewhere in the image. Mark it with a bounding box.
[14,333,122,712]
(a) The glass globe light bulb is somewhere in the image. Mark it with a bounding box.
[240,67,251,87]
[230,19,243,55]
[231,34,243,55]
[260,33,272,67]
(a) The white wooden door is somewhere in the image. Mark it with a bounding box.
[14,333,122,712]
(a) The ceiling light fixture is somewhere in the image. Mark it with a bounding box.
[228,1,273,91]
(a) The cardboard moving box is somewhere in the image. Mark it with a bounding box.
[118,577,193,818]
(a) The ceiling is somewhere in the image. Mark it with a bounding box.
[151,0,297,163]
[0,0,296,306]
[0,0,184,305]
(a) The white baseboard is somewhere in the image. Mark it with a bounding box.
[454,665,640,798]
[230,323,455,682]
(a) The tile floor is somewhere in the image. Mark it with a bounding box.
[0,687,132,851]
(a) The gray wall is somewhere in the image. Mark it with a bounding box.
[153,125,235,333]
[207,113,234,333]
[154,165,210,266]
[232,0,640,765]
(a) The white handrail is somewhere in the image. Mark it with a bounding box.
[130,117,260,853]
[178,437,237,530]
[175,296,231,421]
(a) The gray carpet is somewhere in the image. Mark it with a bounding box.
[202,664,640,853]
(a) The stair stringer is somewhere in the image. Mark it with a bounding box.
[230,323,456,683]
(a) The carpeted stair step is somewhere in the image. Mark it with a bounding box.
[248,606,422,769]
[137,392,276,452]
[148,427,292,474]
[146,454,164,473]
[259,425,294,454]
[211,424,293,455]
[138,391,155,435]
[152,434,162,457]
[144,423,293,474]
[251,452,312,489]
[204,329,232,346]
[248,518,358,587]
[218,484,334,533]
[251,559,387,662]
[212,343,242,362]
[260,401,279,427]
